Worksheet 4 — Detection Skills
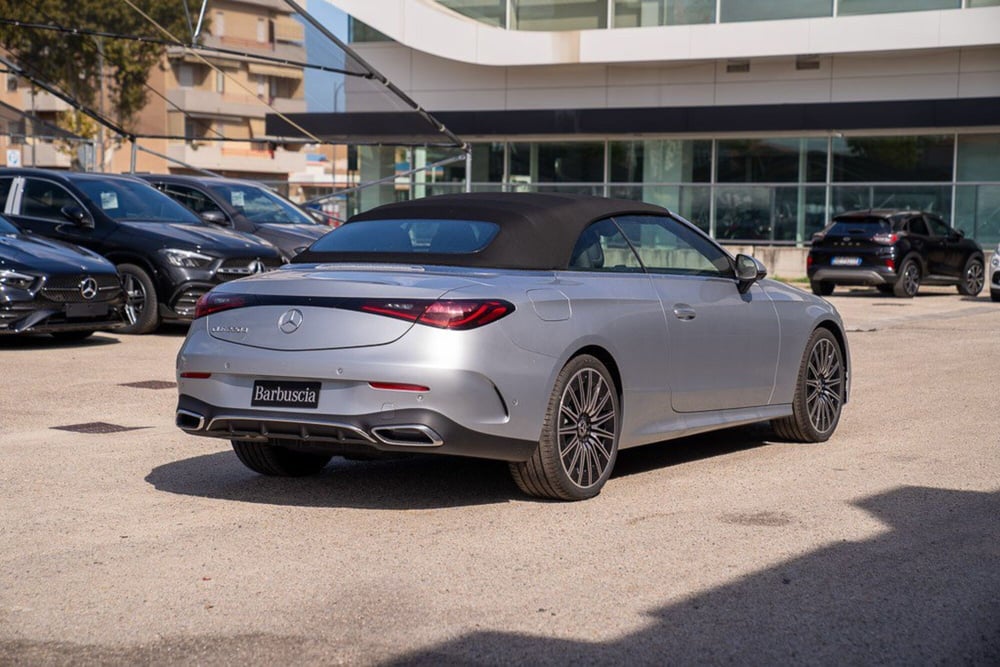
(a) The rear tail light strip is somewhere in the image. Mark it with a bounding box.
[194,292,514,330]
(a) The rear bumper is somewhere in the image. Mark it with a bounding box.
[176,394,538,462]
[809,267,896,285]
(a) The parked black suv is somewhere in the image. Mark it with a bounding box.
[807,210,985,298]
[138,175,330,260]
[0,169,283,333]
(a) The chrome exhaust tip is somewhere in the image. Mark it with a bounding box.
[176,409,205,431]
[370,425,443,447]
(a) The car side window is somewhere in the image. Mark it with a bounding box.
[0,177,13,212]
[907,217,929,236]
[21,179,81,221]
[568,218,643,272]
[161,184,225,217]
[925,216,950,237]
[612,214,733,278]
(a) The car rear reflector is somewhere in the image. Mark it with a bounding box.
[180,372,212,379]
[369,382,430,392]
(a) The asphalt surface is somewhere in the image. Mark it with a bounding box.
[1,284,998,665]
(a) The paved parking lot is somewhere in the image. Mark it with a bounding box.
[1,285,998,665]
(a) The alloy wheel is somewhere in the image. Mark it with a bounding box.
[805,337,844,435]
[965,261,985,295]
[557,367,617,489]
[900,262,920,296]
[122,272,146,325]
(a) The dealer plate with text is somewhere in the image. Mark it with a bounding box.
[251,380,321,409]
[831,256,862,266]
[65,302,109,318]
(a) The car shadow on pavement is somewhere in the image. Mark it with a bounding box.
[145,425,773,510]
[0,333,120,349]
[383,485,1000,665]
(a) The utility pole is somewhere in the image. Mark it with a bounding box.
[96,36,105,172]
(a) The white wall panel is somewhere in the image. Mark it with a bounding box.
[831,74,960,102]
[715,79,833,106]
[958,72,1000,98]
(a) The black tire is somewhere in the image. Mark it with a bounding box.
[892,256,921,298]
[117,263,160,334]
[772,328,845,443]
[992,289,1000,303]
[875,284,894,295]
[231,439,332,476]
[50,330,94,342]
[509,355,620,501]
[957,255,985,296]
[810,280,834,296]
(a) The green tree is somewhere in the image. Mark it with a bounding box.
[0,0,191,134]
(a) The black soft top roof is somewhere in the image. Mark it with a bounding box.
[294,192,672,270]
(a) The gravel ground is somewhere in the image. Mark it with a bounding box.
[1,284,997,665]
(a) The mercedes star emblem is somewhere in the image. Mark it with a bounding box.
[278,308,304,334]
[250,259,266,274]
[79,277,98,300]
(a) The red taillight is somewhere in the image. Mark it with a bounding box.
[180,372,212,379]
[884,258,895,270]
[360,299,514,330]
[873,233,898,245]
[806,255,814,268]
[369,382,430,392]
[194,292,251,319]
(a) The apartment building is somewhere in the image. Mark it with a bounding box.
[280,0,1000,245]
[2,0,312,185]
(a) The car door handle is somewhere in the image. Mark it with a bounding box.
[672,304,696,321]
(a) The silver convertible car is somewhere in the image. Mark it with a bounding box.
[175,193,850,500]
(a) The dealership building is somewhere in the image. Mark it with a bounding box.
[285,1,1000,246]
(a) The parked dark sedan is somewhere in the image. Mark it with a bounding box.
[0,213,124,340]
[139,175,329,260]
[0,169,283,334]
[808,210,985,298]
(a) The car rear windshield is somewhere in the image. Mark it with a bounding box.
[308,219,499,255]
[74,178,202,224]
[827,219,892,236]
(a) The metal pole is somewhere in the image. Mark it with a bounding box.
[96,37,105,172]
[130,140,138,173]
[465,148,472,193]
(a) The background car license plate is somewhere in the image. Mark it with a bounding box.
[65,302,109,318]
[251,380,321,409]
[832,256,862,266]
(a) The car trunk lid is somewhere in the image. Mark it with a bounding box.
[203,265,488,351]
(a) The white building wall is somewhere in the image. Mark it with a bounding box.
[346,43,1000,114]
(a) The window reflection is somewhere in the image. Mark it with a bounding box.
[838,0,960,15]
[720,0,832,22]
[613,0,715,26]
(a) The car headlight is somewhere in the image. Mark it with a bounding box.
[160,248,214,268]
[0,270,37,291]
[991,253,999,268]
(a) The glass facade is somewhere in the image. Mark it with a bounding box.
[349,133,1000,246]
[613,0,715,27]
[838,0,960,15]
[422,0,978,31]
[720,0,833,23]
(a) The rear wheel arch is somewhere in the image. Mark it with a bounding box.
[570,345,622,401]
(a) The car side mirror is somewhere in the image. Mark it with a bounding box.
[60,205,94,229]
[735,254,767,294]
[200,210,230,226]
